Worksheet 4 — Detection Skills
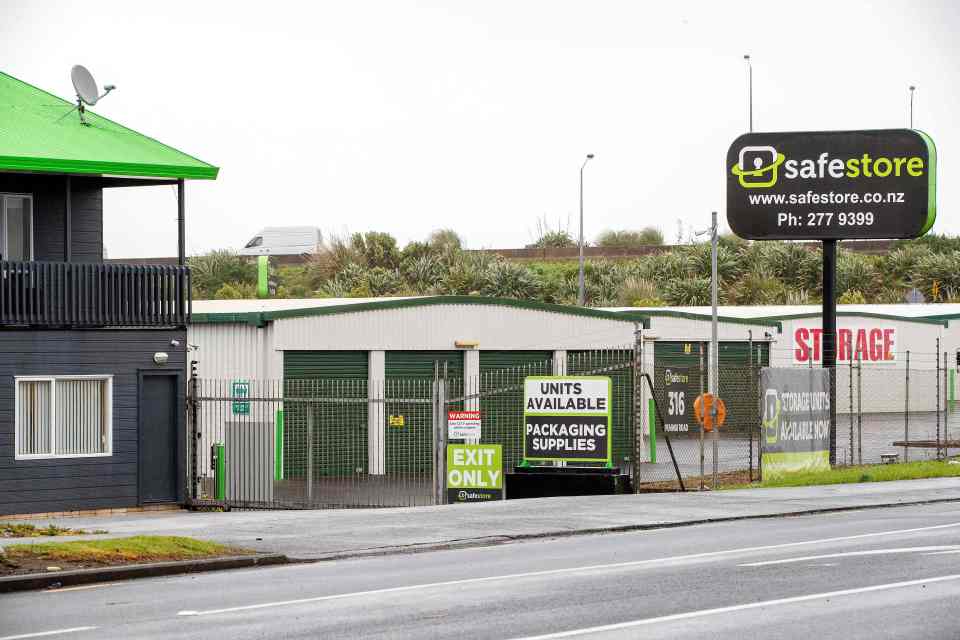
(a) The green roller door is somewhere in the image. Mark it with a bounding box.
[717,342,769,438]
[385,351,464,378]
[284,350,369,379]
[479,351,553,469]
[384,351,465,474]
[567,350,634,468]
[283,351,368,478]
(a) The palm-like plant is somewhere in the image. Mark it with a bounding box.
[481,261,542,299]
[664,278,714,306]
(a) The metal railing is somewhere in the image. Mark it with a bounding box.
[0,260,190,327]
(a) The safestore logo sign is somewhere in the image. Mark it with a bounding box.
[523,376,612,464]
[731,146,786,188]
[446,444,503,503]
[726,129,936,241]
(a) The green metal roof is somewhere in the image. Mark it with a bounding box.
[0,71,218,180]
[191,296,647,327]
[615,309,782,330]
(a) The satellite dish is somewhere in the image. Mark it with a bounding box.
[71,65,99,106]
[57,65,116,126]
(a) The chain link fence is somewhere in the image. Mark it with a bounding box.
[776,347,957,467]
[186,342,958,509]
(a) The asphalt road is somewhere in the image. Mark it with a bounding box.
[3,502,960,639]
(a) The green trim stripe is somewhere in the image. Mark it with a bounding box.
[616,309,780,329]
[193,295,644,326]
[914,129,938,236]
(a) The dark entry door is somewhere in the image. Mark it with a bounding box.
[140,374,179,503]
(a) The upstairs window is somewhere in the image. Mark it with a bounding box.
[15,376,113,459]
[0,193,33,262]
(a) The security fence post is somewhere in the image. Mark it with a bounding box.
[856,353,862,465]
[433,363,440,505]
[633,323,643,493]
[904,351,910,463]
[937,338,942,459]
[848,354,854,466]
[188,360,199,502]
[699,342,705,490]
[748,330,754,482]
[306,402,314,504]
[945,351,950,459]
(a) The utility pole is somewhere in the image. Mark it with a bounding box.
[577,153,595,306]
[695,212,721,488]
[710,211,719,488]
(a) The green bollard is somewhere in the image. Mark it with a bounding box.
[214,442,226,501]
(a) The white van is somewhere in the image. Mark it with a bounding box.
[240,226,322,256]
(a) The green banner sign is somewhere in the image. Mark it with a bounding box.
[446,444,503,503]
[760,368,831,479]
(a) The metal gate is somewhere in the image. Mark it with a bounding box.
[186,347,653,510]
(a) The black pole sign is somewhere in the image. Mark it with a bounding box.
[726,128,937,470]
[727,129,936,240]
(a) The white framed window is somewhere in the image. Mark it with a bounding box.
[0,193,34,262]
[15,376,113,459]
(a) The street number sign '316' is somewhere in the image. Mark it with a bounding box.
[726,129,936,240]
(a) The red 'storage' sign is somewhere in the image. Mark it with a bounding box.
[794,325,896,364]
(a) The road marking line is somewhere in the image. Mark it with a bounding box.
[925,549,960,556]
[507,574,960,640]
[0,628,98,640]
[176,521,960,617]
[42,583,120,593]
[738,545,960,567]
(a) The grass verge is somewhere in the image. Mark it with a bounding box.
[759,459,960,488]
[1,522,105,538]
[1,535,249,575]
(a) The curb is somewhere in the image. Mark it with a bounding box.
[0,553,288,593]
[291,495,960,562]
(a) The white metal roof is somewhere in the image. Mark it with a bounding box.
[602,303,960,320]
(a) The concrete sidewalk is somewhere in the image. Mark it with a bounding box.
[3,478,959,561]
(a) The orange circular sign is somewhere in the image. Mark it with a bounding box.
[693,393,727,431]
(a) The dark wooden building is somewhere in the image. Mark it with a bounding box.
[0,71,218,515]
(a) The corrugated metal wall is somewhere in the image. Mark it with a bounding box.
[188,323,281,380]
[273,304,635,351]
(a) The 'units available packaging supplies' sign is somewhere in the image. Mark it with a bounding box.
[523,376,612,463]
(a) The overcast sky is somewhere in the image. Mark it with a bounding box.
[1,1,957,257]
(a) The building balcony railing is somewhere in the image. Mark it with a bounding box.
[0,261,190,327]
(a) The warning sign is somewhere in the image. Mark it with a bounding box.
[523,376,612,463]
[448,410,481,440]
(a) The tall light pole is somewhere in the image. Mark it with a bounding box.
[744,54,753,132]
[909,85,916,128]
[577,153,595,306]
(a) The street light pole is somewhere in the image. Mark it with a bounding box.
[909,85,916,128]
[744,54,753,132]
[577,153,595,306]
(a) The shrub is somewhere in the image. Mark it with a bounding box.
[189,250,257,299]
[595,227,664,248]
